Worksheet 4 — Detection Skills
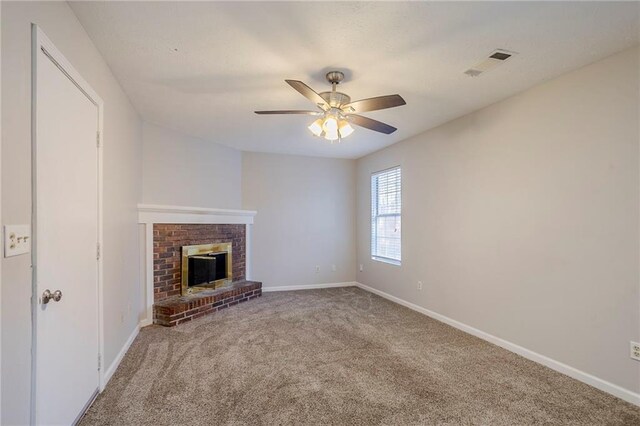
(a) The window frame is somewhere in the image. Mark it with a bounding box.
[371,166,402,266]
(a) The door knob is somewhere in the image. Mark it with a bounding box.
[42,289,63,304]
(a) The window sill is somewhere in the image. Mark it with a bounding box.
[371,256,401,266]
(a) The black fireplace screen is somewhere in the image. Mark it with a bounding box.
[187,252,228,287]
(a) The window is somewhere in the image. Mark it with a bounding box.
[371,166,401,265]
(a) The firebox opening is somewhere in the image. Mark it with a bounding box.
[181,243,232,295]
[187,252,228,287]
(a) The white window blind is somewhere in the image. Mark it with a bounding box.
[371,166,401,264]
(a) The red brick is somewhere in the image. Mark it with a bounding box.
[152,224,246,303]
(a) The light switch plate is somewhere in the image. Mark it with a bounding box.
[4,225,31,257]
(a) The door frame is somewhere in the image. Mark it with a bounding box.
[30,24,105,422]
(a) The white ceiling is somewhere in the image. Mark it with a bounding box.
[69,1,639,159]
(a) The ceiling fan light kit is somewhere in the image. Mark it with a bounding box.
[308,108,354,143]
[255,70,406,143]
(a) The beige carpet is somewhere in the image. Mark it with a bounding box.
[80,288,640,425]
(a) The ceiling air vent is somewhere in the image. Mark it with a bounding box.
[464,49,517,77]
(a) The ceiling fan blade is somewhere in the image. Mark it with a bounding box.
[285,80,329,110]
[343,94,406,113]
[348,114,397,134]
[255,110,320,115]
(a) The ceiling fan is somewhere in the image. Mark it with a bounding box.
[255,71,406,143]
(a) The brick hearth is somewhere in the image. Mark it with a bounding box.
[153,224,246,301]
[154,280,262,327]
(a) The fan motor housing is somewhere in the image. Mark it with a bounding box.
[326,71,345,85]
[319,91,351,108]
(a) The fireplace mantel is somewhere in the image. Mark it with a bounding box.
[138,204,257,225]
[138,204,257,326]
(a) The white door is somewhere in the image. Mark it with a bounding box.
[34,29,101,425]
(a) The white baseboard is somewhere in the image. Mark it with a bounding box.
[103,324,140,387]
[355,282,640,407]
[262,282,357,292]
[139,318,153,328]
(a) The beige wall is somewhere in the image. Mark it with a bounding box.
[1,2,142,423]
[1,5,636,421]
[356,47,640,394]
[143,135,356,289]
[243,152,356,288]
[142,122,242,209]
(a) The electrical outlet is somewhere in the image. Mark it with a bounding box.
[315,265,320,273]
[359,264,363,272]
[331,264,337,272]
[631,341,640,361]
[417,281,423,290]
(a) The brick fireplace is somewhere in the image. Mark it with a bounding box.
[138,205,259,327]
[153,224,246,301]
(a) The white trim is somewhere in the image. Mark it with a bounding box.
[262,282,357,292]
[138,204,257,216]
[31,25,106,422]
[96,84,105,395]
[371,256,401,266]
[103,325,139,386]
[354,282,640,407]
[138,204,256,225]
[139,318,153,328]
